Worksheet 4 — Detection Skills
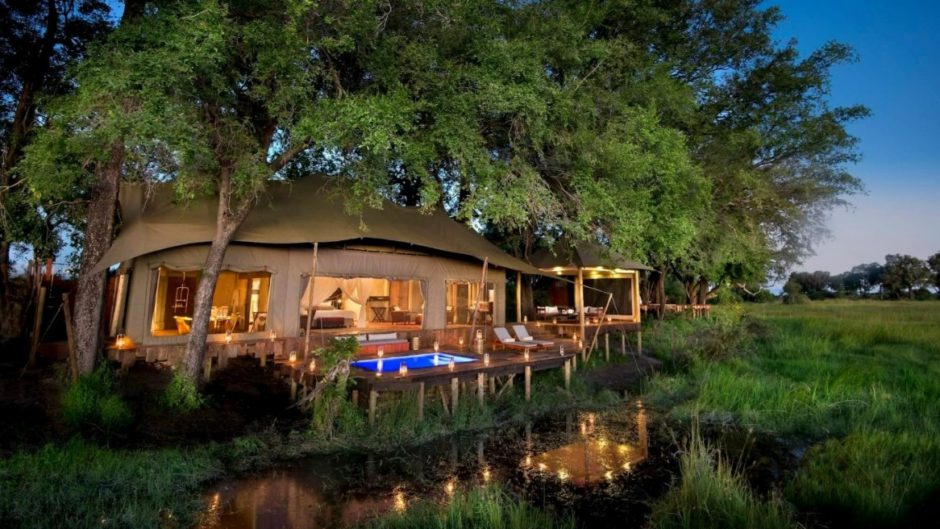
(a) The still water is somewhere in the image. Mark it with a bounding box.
[199,402,676,528]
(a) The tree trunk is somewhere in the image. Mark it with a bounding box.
[72,143,123,374]
[181,173,253,383]
[697,277,709,305]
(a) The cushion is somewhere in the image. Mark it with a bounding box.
[369,332,398,341]
[544,306,559,315]
[354,334,369,342]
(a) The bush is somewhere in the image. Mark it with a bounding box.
[0,440,220,529]
[60,365,132,432]
[162,371,204,412]
[649,424,798,529]
[362,485,575,529]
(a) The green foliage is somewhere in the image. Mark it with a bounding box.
[162,371,204,412]
[649,423,797,529]
[310,337,359,438]
[362,485,575,529]
[882,254,931,299]
[645,300,940,526]
[60,365,132,432]
[0,440,220,529]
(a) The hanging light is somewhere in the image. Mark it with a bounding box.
[173,271,190,313]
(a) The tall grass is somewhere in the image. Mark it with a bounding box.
[644,300,940,527]
[362,485,575,529]
[0,440,220,529]
[60,365,133,433]
[649,423,798,529]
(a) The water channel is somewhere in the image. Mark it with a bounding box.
[199,402,678,528]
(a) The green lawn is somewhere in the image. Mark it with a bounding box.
[646,300,940,528]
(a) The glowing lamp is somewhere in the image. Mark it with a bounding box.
[377,359,384,371]
[523,315,528,323]
[308,359,316,372]
[377,347,384,358]
[399,363,408,375]
[433,340,440,352]
[483,353,490,366]
[559,345,565,356]
[572,333,578,342]
[458,336,465,348]
[115,334,127,349]
[523,349,530,361]
[225,330,233,344]
[578,339,584,350]
[269,330,276,342]
[475,329,483,341]
[289,351,297,363]
[448,358,456,371]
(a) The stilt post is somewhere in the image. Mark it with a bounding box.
[417,382,425,421]
[369,388,378,426]
[477,373,485,406]
[564,360,571,391]
[451,377,460,416]
[605,333,610,361]
[524,366,532,402]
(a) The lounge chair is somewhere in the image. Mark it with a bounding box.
[511,324,554,347]
[493,327,539,352]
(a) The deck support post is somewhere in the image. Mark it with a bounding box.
[477,373,485,406]
[564,360,571,391]
[621,333,626,356]
[417,382,425,422]
[290,377,297,400]
[524,366,532,402]
[369,389,378,426]
[572,354,578,372]
[351,389,359,406]
[489,375,496,395]
[605,333,610,361]
[450,377,460,416]
[637,331,643,356]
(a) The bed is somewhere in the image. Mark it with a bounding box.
[301,307,357,330]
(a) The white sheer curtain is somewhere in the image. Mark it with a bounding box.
[340,278,376,327]
[300,276,343,314]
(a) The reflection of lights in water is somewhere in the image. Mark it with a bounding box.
[523,454,532,467]
[557,469,569,482]
[623,462,632,471]
[394,490,407,513]
[597,437,608,448]
[537,462,548,472]
[580,422,587,435]
[604,470,613,481]
[588,413,596,426]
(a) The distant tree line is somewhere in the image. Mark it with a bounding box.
[782,252,940,301]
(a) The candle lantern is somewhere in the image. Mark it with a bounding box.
[289,351,298,363]
[483,353,490,366]
[578,339,584,350]
[523,315,528,323]
[399,363,408,375]
[269,330,276,342]
[377,346,384,358]
[115,333,127,349]
[308,359,316,372]
[433,340,440,352]
[559,345,565,356]
[448,358,456,371]
[524,349,530,361]
[458,336,465,348]
[225,330,233,344]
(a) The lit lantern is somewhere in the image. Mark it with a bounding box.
[523,349,530,361]
[458,336,465,348]
[482,466,491,482]
[308,359,316,372]
[523,315,528,323]
[444,479,456,496]
[535,321,541,328]
[399,363,408,375]
[433,340,440,352]
[483,353,490,366]
[578,339,584,351]
[115,334,127,349]
[606,316,612,323]
[377,347,384,358]
[225,330,233,344]
[448,358,456,371]
[559,345,565,356]
[475,329,483,341]
[552,317,558,324]
[289,351,298,363]
[572,333,578,342]
[269,330,276,341]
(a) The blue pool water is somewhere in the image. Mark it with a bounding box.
[351,353,477,372]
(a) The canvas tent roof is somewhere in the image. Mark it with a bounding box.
[96,177,541,274]
[529,241,653,273]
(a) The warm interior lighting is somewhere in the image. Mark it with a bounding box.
[557,469,569,481]
[225,330,233,343]
[458,336,464,347]
[289,351,297,362]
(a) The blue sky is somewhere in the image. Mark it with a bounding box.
[769,0,940,273]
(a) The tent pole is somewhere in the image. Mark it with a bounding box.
[303,242,319,357]
[585,292,613,362]
[515,271,522,323]
[577,268,586,352]
[469,257,489,350]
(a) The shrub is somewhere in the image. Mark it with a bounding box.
[162,371,204,412]
[649,424,798,529]
[60,365,132,432]
[362,485,575,529]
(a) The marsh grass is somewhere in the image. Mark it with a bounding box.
[361,485,575,529]
[649,423,798,529]
[60,365,133,433]
[0,439,220,529]
[645,300,940,527]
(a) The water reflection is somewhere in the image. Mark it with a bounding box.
[200,402,660,529]
[524,407,647,486]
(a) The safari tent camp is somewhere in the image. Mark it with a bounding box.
[97,178,540,351]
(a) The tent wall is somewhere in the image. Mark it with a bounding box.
[122,244,506,346]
